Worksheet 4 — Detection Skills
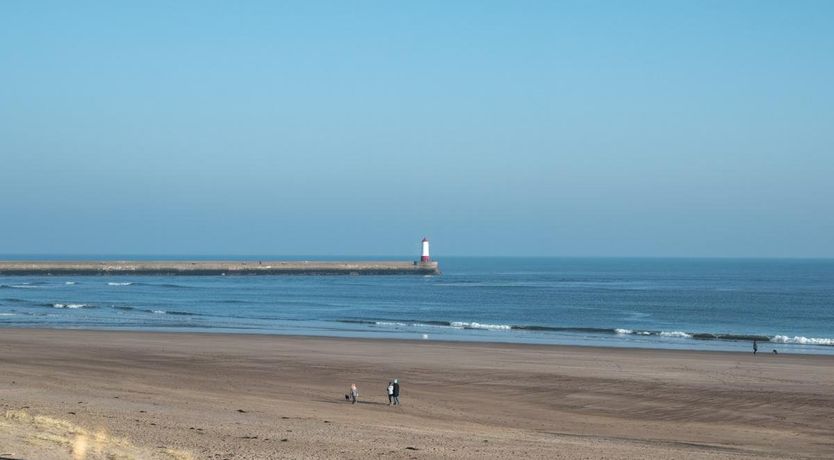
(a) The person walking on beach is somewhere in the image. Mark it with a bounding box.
[350,383,359,404]
[392,379,400,405]
[387,381,394,405]
[753,340,758,355]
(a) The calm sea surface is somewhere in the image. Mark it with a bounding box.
[2,258,833,354]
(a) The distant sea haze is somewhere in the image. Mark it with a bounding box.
[1,258,833,354]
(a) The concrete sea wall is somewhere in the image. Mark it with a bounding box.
[0,261,440,276]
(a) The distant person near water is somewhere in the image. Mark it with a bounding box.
[347,383,358,404]
[753,340,758,355]
[387,381,394,405]
[392,379,400,405]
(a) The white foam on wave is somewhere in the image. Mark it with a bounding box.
[375,321,408,327]
[152,310,166,314]
[617,329,691,338]
[660,331,692,339]
[771,335,834,346]
[65,281,77,285]
[450,321,511,331]
[53,303,87,309]
[0,313,16,316]
[107,282,133,286]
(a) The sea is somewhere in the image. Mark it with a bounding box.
[1,257,833,354]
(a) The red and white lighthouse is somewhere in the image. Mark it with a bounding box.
[420,238,430,263]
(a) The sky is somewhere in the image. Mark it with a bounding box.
[1,1,833,257]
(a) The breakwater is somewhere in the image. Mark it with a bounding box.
[0,260,440,276]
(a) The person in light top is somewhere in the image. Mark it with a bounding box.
[350,383,359,404]
[387,381,394,405]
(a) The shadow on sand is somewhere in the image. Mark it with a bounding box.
[314,398,392,407]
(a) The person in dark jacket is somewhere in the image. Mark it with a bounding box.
[392,379,400,405]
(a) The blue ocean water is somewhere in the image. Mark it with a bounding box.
[1,258,833,354]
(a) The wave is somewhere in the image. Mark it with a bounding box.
[691,333,771,341]
[614,329,774,341]
[342,320,674,336]
[771,335,834,346]
[341,319,612,333]
[336,319,378,325]
[614,328,655,336]
[411,320,451,327]
[107,305,197,316]
[1,283,45,289]
[514,325,615,334]
[333,318,834,348]
[450,321,512,331]
[52,303,93,309]
[1,298,28,303]
[104,281,193,289]
[544,328,833,346]
[145,282,192,289]
[375,321,409,327]
[435,281,549,289]
[337,319,492,329]
[660,331,693,339]
[164,310,198,316]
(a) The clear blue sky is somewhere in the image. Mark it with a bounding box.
[1,1,832,257]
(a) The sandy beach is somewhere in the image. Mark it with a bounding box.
[1,330,833,459]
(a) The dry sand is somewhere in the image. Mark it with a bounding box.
[0,329,832,459]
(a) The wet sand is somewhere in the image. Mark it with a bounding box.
[1,329,832,459]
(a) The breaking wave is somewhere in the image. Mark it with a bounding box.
[660,331,693,339]
[108,305,197,316]
[52,303,93,309]
[771,335,834,346]
[107,282,134,286]
[450,321,512,330]
[374,321,409,327]
[334,318,834,347]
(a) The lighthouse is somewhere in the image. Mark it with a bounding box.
[420,238,430,263]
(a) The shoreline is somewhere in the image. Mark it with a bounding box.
[6,326,834,359]
[1,325,832,357]
[1,329,833,458]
